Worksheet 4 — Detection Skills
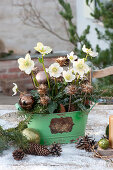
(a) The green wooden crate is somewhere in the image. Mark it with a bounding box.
[16,103,88,145]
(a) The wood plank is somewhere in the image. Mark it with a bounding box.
[0,105,16,110]
[92,66,113,78]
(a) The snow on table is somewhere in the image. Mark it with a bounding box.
[0,105,113,170]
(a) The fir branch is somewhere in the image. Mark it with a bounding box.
[0,118,30,154]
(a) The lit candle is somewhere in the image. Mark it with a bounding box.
[109,115,113,148]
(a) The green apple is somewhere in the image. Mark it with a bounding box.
[22,128,40,144]
[98,138,109,149]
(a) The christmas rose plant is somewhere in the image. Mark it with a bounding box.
[12,42,98,114]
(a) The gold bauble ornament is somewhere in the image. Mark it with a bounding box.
[22,128,40,144]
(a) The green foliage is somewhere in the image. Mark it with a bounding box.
[0,137,8,154]
[0,118,30,154]
[48,101,58,114]
[58,0,92,56]
[90,1,113,29]
[0,126,8,154]
[86,0,94,6]
[86,0,113,86]
[58,0,113,87]
[58,0,73,20]
[31,104,49,114]
[94,82,113,97]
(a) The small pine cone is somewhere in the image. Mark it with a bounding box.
[37,84,47,95]
[40,96,50,106]
[65,85,77,95]
[56,57,69,66]
[82,83,93,94]
[76,135,96,152]
[24,143,50,156]
[12,149,24,160]
[49,143,62,156]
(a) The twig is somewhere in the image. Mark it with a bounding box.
[91,146,113,163]
[30,73,36,89]
[15,1,69,42]
[68,95,72,112]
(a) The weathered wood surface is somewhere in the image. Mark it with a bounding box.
[92,66,113,79]
[0,105,113,169]
[97,147,113,157]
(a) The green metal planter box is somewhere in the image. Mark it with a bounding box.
[16,103,88,145]
[27,111,88,145]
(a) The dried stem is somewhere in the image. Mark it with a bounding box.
[42,55,50,89]
[30,73,36,89]
[68,95,72,112]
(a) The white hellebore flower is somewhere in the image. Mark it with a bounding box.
[34,42,52,56]
[82,45,98,57]
[63,70,75,82]
[18,53,34,74]
[46,63,63,78]
[12,83,18,96]
[73,59,90,76]
[67,51,77,62]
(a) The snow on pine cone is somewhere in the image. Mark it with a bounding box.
[65,85,77,95]
[40,95,50,106]
[81,83,93,94]
[56,57,69,66]
[37,84,47,96]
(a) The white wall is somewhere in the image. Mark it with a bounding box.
[76,0,109,50]
[0,0,76,54]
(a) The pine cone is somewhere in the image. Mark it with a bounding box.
[40,96,50,106]
[56,57,69,66]
[37,84,47,96]
[24,143,50,156]
[19,93,34,110]
[82,83,93,94]
[49,143,62,156]
[13,149,24,160]
[76,135,96,152]
[65,85,77,95]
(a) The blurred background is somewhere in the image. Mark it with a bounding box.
[0,0,113,104]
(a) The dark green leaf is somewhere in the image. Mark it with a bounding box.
[48,101,58,113]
